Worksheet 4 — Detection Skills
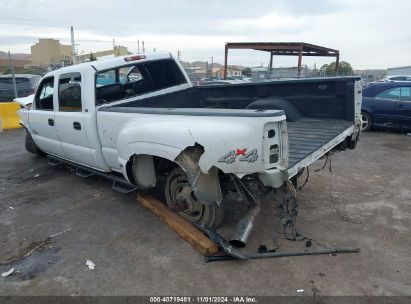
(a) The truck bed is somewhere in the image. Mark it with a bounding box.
[287,118,354,169]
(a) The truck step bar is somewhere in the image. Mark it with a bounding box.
[48,158,61,167]
[47,155,139,194]
[112,180,138,194]
[75,168,95,178]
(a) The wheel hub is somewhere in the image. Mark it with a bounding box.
[170,180,204,222]
[360,114,369,131]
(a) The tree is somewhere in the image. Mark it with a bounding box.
[2,67,12,75]
[320,61,353,76]
[89,52,97,61]
[242,67,251,77]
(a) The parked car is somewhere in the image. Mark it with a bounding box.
[0,74,41,102]
[382,75,411,82]
[361,82,411,132]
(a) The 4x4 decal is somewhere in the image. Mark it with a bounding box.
[218,148,258,163]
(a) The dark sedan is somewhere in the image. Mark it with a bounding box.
[0,74,41,102]
[361,82,411,132]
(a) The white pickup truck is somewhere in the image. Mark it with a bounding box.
[19,52,362,228]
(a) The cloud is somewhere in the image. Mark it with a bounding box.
[0,0,410,68]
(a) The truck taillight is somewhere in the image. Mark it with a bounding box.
[269,144,279,163]
[124,55,146,62]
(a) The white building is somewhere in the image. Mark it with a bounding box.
[387,66,411,76]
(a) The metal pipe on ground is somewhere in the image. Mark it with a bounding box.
[205,247,361,262]
[229,197,261,248]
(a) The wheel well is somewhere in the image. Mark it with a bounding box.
[246,97,301,122]
[125,155,177,186]
[361,110,373,121]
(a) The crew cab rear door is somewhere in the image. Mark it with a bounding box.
[54,72,97,167]
[28,76,65,156]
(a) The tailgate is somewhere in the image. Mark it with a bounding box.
[286,118,355,178]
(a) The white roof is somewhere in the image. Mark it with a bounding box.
[44,52,172,77]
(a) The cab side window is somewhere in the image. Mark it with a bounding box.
[35,77,54,110]
[59,73,82,111]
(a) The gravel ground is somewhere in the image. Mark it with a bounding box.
[0,128,410,297]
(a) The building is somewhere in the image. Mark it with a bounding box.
[0,58,32,74]
[354,69,386,84]
[251,66,311,82]
[214,66,243,79]
[31,38,72,66]
[386,66,411,76]
[269,66,310,78]
[186,66,207,82]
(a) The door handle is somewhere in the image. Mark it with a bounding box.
[73,121,81,130]
[48,118,54,126]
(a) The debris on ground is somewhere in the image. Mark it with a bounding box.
[1,267,14,277]
[49,229,71,238]
[9,206,14,210]
[86,260,95,270]
[24,239,51,258]
[297,289,304,293]
[34,174,40,178]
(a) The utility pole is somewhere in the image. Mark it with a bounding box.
[137,40,140,53]
[142,41,145,53]
[70,26,77,65]
[8,51,17,99]
[211,56,213,80]
[113,38,115,49]
[177,50,181,61]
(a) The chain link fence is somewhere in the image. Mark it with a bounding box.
[0,74,41,102]
[0,54,42,103]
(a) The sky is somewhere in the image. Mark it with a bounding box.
[0,0,410,69]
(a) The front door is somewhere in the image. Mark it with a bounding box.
[28,76,65,157]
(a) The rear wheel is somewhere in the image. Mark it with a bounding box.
[25,131,45,156]
[360,111,372,132]
[165,167,225,228]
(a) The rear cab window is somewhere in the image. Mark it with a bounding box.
[95,58,187,105]
[58,72,82,112]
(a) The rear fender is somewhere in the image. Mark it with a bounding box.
[117,124,222,205]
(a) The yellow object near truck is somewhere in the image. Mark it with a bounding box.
[0,102,21,130]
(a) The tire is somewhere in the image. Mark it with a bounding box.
[360,111,373,132]
[246,97,301,122]
[165,167,225,228]
[25,130,45,156]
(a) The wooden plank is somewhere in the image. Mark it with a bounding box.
[137,193,219,256]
